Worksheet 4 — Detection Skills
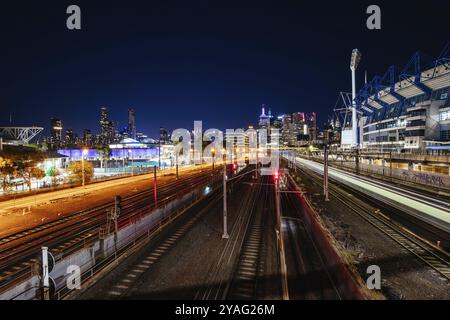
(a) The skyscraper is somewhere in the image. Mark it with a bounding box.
[83,129,93,147]
[159,127,170,144]
[128,109,136,139]
[65,128,75,148]
[50,118,63,149]
[100,107,114,145]
[291,112,306,146]
[258,105,270,129]
[280,114,292,146]
[305,112,317,142]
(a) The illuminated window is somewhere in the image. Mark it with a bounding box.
[440,110,450,121]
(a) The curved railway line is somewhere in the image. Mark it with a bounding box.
[291,161,450,283]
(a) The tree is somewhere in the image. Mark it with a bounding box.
[0,156,16,192]
[46,166,60,185]
[11,149,46,191]
[96,146,111,169]
[67,161,94,184]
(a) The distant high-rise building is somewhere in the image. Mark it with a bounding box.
[305,112,317,142]
[258,105,270,129]
[128,109,136,139]
[65,128,75,148]
[291,112,306,146]
[273,116,283,130]
[83,129,93,147]
[50,118,63,149]
[159,127,170,144]
[99,107,115,145]
[280,114,292,146]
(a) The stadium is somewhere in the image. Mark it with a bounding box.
[354,41,449,152]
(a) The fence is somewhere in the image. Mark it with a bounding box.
[330,158,450,191]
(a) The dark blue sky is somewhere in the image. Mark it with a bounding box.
[1,1,449,138]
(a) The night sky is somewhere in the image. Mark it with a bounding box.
[1,1,449,139]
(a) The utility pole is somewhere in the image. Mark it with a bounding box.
[153,165,158,208]
[222,162,229,239]
[324,146,329,201]
[355,148,360,175]
[211,148,215,176]
[275,177,289,300]
[175,152,179,180]
[389,151,393,180]
[113,196,120,233]
[158,141,161,169]
[81,150,86,186]
[255,147,259,179]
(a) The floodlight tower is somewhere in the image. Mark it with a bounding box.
[350,49,362,147]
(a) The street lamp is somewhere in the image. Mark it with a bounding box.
[222,149,229,239]
[128,149,133,176]
[175,151,179,179]
[81,148,88,186]
[211,147,215,175]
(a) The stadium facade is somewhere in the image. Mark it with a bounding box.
[355,41,450,152]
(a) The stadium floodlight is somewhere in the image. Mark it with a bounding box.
[350,49,362,147]
[350,49,362,71]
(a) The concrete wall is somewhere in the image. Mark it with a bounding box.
[338,159,450,190]
[0,275,40,300]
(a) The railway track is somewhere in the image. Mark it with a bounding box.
[0,169,218,292]
[194,169,262,300]
[226,184,266,299]
[101,189,224,299]
[281,190,340,299]
[292,163,450,283]
[225,175,272,300]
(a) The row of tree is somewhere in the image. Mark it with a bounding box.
[0,148,46,192]
[0,146,99,193]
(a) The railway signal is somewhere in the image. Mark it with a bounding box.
[40,247,55,300]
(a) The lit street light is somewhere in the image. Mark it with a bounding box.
[211,147,215,175]
[81,148,88,186]
[128,149,133,176]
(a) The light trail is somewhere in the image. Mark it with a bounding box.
[290,157,450,234]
